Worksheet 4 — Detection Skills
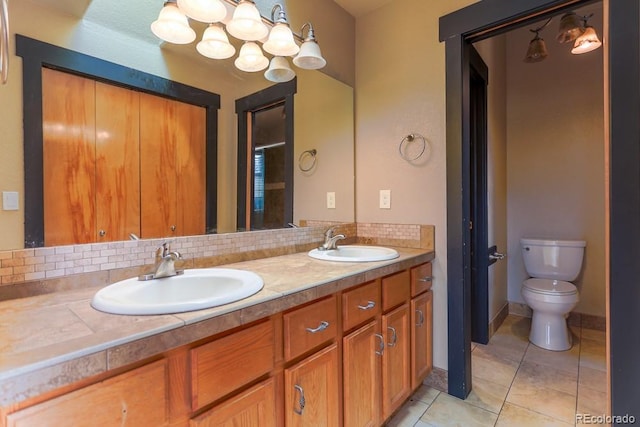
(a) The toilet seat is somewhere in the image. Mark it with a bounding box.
[523,278,577,296]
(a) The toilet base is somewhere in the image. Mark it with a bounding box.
[529,311,573,351]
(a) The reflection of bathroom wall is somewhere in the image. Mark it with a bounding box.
[474,34,509,327]
[505,12,606,317]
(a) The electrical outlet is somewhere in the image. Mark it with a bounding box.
[2,192,19,211]
[379,189,391,209]
[327,192,336,209]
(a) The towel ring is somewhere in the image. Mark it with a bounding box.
[298,149,317,172]
[399,133,426,162]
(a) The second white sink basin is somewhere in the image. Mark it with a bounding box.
[91,268,264,315]
[308,245,399,262]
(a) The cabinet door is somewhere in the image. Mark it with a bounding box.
[284,343,339,427]
[411,290,433,390]
[343,320,381,427]
[382,303,411,420]
[42,68,96,246]
[6,360,169,427]
[95,82,140,242]
[190,377,277,427]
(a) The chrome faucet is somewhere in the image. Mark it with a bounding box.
[318,226,346,251]
[139,242,183,281]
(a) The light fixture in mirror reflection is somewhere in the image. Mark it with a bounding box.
[151,0,326,83]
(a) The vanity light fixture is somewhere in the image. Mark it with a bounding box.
[293,23,327,70]
[556,12,584,43]
[151,1,326,80]
[151,1,196,44]
[571,14,602,54]
[524,18,551,63]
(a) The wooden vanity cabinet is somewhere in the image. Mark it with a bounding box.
[6,360,170,427]
[411,290,433,390]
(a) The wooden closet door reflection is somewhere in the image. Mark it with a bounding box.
[139,93,178,239]
[95,82,140,242]
[42,68,96,246]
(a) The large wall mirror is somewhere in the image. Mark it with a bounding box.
[0,0,355,250]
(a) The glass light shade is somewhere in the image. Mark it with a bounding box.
[264,56,295,82]
[571,26,602,54]
[177,0,226,23]
[234,42,269,72]
[293,40,326,70]
[197,24,235,59]
[524,36,548,63]
[556,12,584,43]
[226,0,269,41]
[151,3,196,44]
[263,23,300,57]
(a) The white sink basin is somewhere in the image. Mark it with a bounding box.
[91,268,264,315]
[308,245,399,262]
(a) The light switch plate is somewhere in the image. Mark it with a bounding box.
[2,191,19,211]
[379,190,391,209]
[327,192,336,209]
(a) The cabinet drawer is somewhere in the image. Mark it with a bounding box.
[411,262,433,297]
[284,295,338,361]
[7,360,169,427]
[191,319,275,410]
[342,280,381,331]
[382,270,410,311]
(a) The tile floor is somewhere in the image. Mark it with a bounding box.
[387,315,608,427]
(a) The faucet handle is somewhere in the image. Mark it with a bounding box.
[325,226,338,238]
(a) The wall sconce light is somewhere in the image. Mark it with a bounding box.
[571,14,602,54]
[151,1,326,82]
[524,18,551,63]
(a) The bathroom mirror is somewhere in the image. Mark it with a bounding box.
[0,0,355,250]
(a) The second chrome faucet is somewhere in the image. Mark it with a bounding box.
[139,242,183,281]
[318,226,346,251]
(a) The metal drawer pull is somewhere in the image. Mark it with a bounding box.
[357,301,376,310]
[293,384,306,415]
[306,321,329,334]
[387,326,398,347]
[374,333,385,356]
[416,309,424,327]
[419,276,433,282]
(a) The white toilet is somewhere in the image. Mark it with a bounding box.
[520,238,586,351]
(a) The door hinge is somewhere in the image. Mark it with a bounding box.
[469,220,473,230]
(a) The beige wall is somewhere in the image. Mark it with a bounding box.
[505,17,606,316]
[0,0,355,248]
[474,36,509,323]
[354,0,479,370]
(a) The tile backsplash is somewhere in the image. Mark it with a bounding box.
[0,222,435,300]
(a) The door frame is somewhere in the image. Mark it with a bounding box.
[441,0,640,413]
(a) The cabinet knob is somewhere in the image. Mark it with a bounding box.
[293,384,306,415]
[357,301,376,310]
[170,225,176,232]
[306,321,329,334]
[374,333,385,356]
[99,229,106,237]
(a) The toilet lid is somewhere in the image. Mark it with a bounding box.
[523,278,577,295]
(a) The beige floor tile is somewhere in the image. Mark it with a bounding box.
[474,333,528,364]
[387,400,431,427]
[524,341,580,376]
[577,385,608,415]
[581,328,606,343]
[466,376,510,414]
[495,315,531,340]
[579,338,607,372]
[420,393,498,427]
[506,374,577,424]
[496,403,574,427]
[513,359,578,396]
[410,385,441,405]
[471,348,520,387]
[578,365,607,393]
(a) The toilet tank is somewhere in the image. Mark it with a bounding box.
[520,238,586,281]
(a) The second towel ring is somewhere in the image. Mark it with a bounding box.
[298,149,317,172]
[399,133,426,162]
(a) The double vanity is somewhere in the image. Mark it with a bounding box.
[0,245,434,426]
